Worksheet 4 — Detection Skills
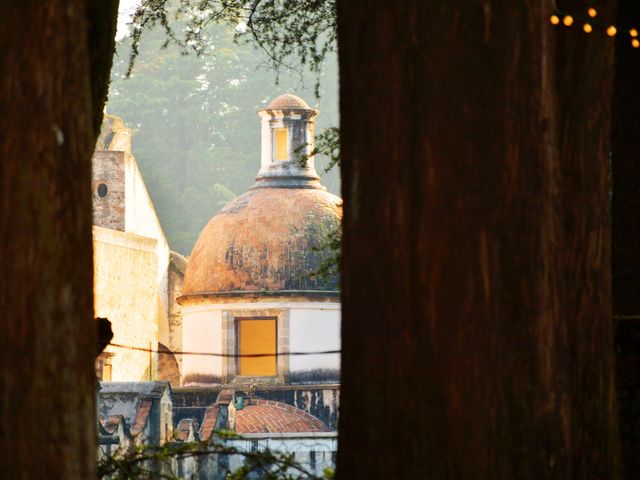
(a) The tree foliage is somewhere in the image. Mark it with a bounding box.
[108,17,339,254]
[98,437,334,480]
[127,0,336,94]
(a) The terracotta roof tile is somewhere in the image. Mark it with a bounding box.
[182,188,342,295]
[130,398,152,435]
[265,93,311,110]
[199,405,219,440]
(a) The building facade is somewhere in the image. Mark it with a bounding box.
[93,115,171,381]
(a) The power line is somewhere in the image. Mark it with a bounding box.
[107,342,341,358]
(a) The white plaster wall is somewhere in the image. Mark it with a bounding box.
[259,112,272,170]
[123,153,170,316]
[226,433,337,476]
[181,305,223,381]
[181,301,340,381]
[289,306,341,372]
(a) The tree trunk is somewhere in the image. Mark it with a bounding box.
[0,1,117,477]
[336,1,621,478]
[611,1,640,476]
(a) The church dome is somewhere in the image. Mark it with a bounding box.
[182,187,341,298]
[235,400,330,433]
[181,94,341,300]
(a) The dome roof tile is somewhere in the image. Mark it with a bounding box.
[235,400,330,433]
[266,93,312,110]
[182,187,341,297]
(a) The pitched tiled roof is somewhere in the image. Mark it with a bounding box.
[130,398,152,435]
[235,400,329,434]
[199,405,220,441]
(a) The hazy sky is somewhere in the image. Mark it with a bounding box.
[117,0,140,40]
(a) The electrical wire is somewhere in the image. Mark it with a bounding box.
[108,342,340,357]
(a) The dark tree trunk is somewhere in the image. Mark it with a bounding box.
[0,1,117,477]
[612,1,640,477]
[337,1,621,478]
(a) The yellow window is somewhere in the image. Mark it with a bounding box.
[238,318,277,376]
[274,128,288,161]
[103,363,112,381]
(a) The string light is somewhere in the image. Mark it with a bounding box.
[549,7,640,46]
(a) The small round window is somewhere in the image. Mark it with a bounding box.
[97,183,108,198]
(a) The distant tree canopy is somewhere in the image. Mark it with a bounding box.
[126,0,336,92]
[108,17,339,254]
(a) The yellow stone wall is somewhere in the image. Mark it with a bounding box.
[94,226,158,381]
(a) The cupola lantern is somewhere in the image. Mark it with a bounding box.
[255,93,323,189]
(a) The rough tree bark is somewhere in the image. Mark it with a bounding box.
[0,1,118,478]
[612,1,640,476]
[337,1,621,478]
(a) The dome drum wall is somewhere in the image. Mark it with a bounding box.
[180,301,340,386]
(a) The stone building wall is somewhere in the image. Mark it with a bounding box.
[94,226,159,381]
[92,151,125,231]
[92,115,171,333]
[223,434,337,477]
[92,115,174,383]
[158,252,187,385]
[168,253,186,364]
[123,152,170,317]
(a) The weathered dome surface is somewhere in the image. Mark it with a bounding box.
[235,400,330,433]
[182,187,341,296]
[266,93,311,110]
